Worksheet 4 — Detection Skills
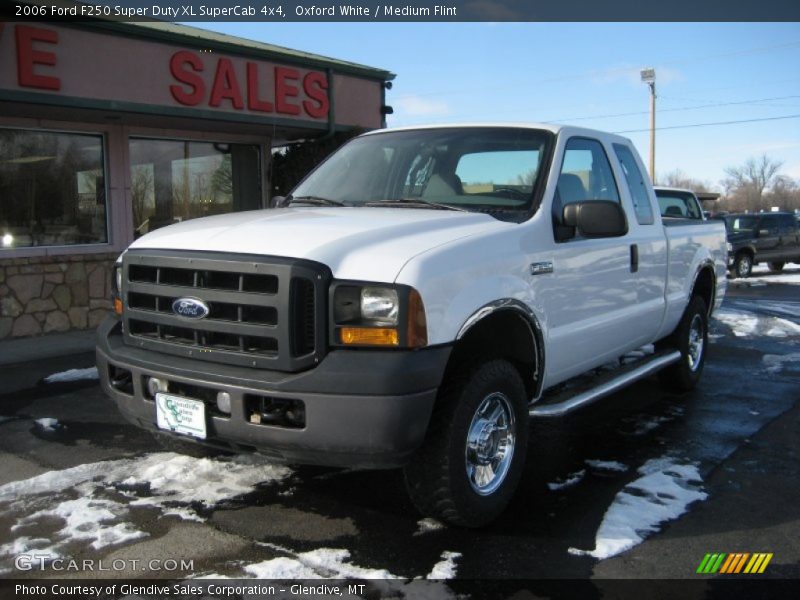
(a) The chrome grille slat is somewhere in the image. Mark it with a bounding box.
[122,250,329,371]
[127,281,278,307]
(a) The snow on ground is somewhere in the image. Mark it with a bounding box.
[763,353,800,374]
[547,470,586,491]
[34,417,61,431]
[246,548,399,580]
[585,460,629,473]
[414,518,445,535]
[426,551,461,579]
[713,308,800,338]
[743,265,800,285]
[43,367,99,383]
[568,457,707,560]
[0,453,291,566]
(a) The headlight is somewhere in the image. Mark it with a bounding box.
[360,287,399,324]
[726,242,733,252]
[332,283,427,348]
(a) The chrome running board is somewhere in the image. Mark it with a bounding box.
[529,350,682,418]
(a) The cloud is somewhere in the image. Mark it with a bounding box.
[394,95,451,117]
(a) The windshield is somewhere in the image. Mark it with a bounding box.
[291,127,552,216]
[656,191,702,219]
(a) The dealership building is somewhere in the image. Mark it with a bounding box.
[0,20,393,339]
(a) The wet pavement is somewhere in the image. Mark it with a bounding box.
[0,269,798,588]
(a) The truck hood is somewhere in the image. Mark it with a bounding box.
[128,207,507,281]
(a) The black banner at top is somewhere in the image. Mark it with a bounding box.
[5,0,800,22]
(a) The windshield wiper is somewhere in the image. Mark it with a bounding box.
[288,195,347,207]
[363,198,469,212]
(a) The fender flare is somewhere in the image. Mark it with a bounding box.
[456,298,546,402]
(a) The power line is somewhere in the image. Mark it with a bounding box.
[547,94,800,123]
[614,114,800,134]
[392,39,800,102]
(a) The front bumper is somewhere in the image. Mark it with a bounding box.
[96,317,450,468]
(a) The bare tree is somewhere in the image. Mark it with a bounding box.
[659,169,712,193]
[721,154,783,212]
[765,175,800,212]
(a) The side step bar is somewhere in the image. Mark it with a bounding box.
[529,350,682,418]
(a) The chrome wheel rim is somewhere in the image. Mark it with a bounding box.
[687,314,705,372]
[465,392,516,496]
[738,256,751,277]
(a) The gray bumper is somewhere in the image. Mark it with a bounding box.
[97,317,449,468]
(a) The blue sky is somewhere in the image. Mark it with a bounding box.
[197,22,800,190]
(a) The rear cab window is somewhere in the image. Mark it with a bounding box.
[614,144,655,225]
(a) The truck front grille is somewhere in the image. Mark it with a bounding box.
[122,250,329,371]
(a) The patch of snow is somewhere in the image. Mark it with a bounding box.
[0,453,291,569]
[414,518,445,536]
[713,308,800,338]
[746,267,800,285]
[0,536,61,560]
[547,469,586,491]
[763,353,800,374]
[713,309,760,337]
[43,367,99,383]
[246,548,399,580]
[568,457,707,560]
[13,497,146,550]
[426,551,461,580]
[585,460,629,473]
[34,418,61,431]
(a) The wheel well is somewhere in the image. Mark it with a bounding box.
[446,310,540,399]
[693,266,715,314]
[735,248,754,259]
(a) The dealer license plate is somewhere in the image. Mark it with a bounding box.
[155,393,207,439]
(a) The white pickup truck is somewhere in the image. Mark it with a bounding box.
[97,124,727,527]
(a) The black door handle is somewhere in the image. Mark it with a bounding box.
[630,244,639,273]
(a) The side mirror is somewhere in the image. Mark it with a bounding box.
[272,195,289,208]
[562,201,628,238]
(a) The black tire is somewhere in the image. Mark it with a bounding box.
[657,295,708,393]
[403,359,529,528]
[733,253,753,278]
[150,431,227,458]
[768,261,785,272]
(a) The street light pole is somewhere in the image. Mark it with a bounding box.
[641,68,656,183]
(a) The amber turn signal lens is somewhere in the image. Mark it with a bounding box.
[340,327,399,346]
[114,297,123,315]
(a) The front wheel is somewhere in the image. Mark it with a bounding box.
[658,295,708,393]
[403,359,529,528]
[734,253,753,278]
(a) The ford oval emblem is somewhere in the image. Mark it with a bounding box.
[172,297,210,319]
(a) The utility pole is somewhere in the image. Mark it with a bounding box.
[640,68,656,183]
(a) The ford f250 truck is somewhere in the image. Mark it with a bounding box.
[97,124,727,527]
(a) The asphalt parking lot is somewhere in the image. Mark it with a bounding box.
[0,266,798,595]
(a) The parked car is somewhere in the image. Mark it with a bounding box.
[725,212,800,277]
[98,124,728,527]
[654,186,705,220]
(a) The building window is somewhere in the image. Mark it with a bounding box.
[0,129,107,248]
[129,139,261,238]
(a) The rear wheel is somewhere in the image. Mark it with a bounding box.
[658,295,708,393]
[768,261,785,272]
[733,253,753,278]
[403,359,529,528]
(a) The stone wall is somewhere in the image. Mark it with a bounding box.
[0,253,117,339]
